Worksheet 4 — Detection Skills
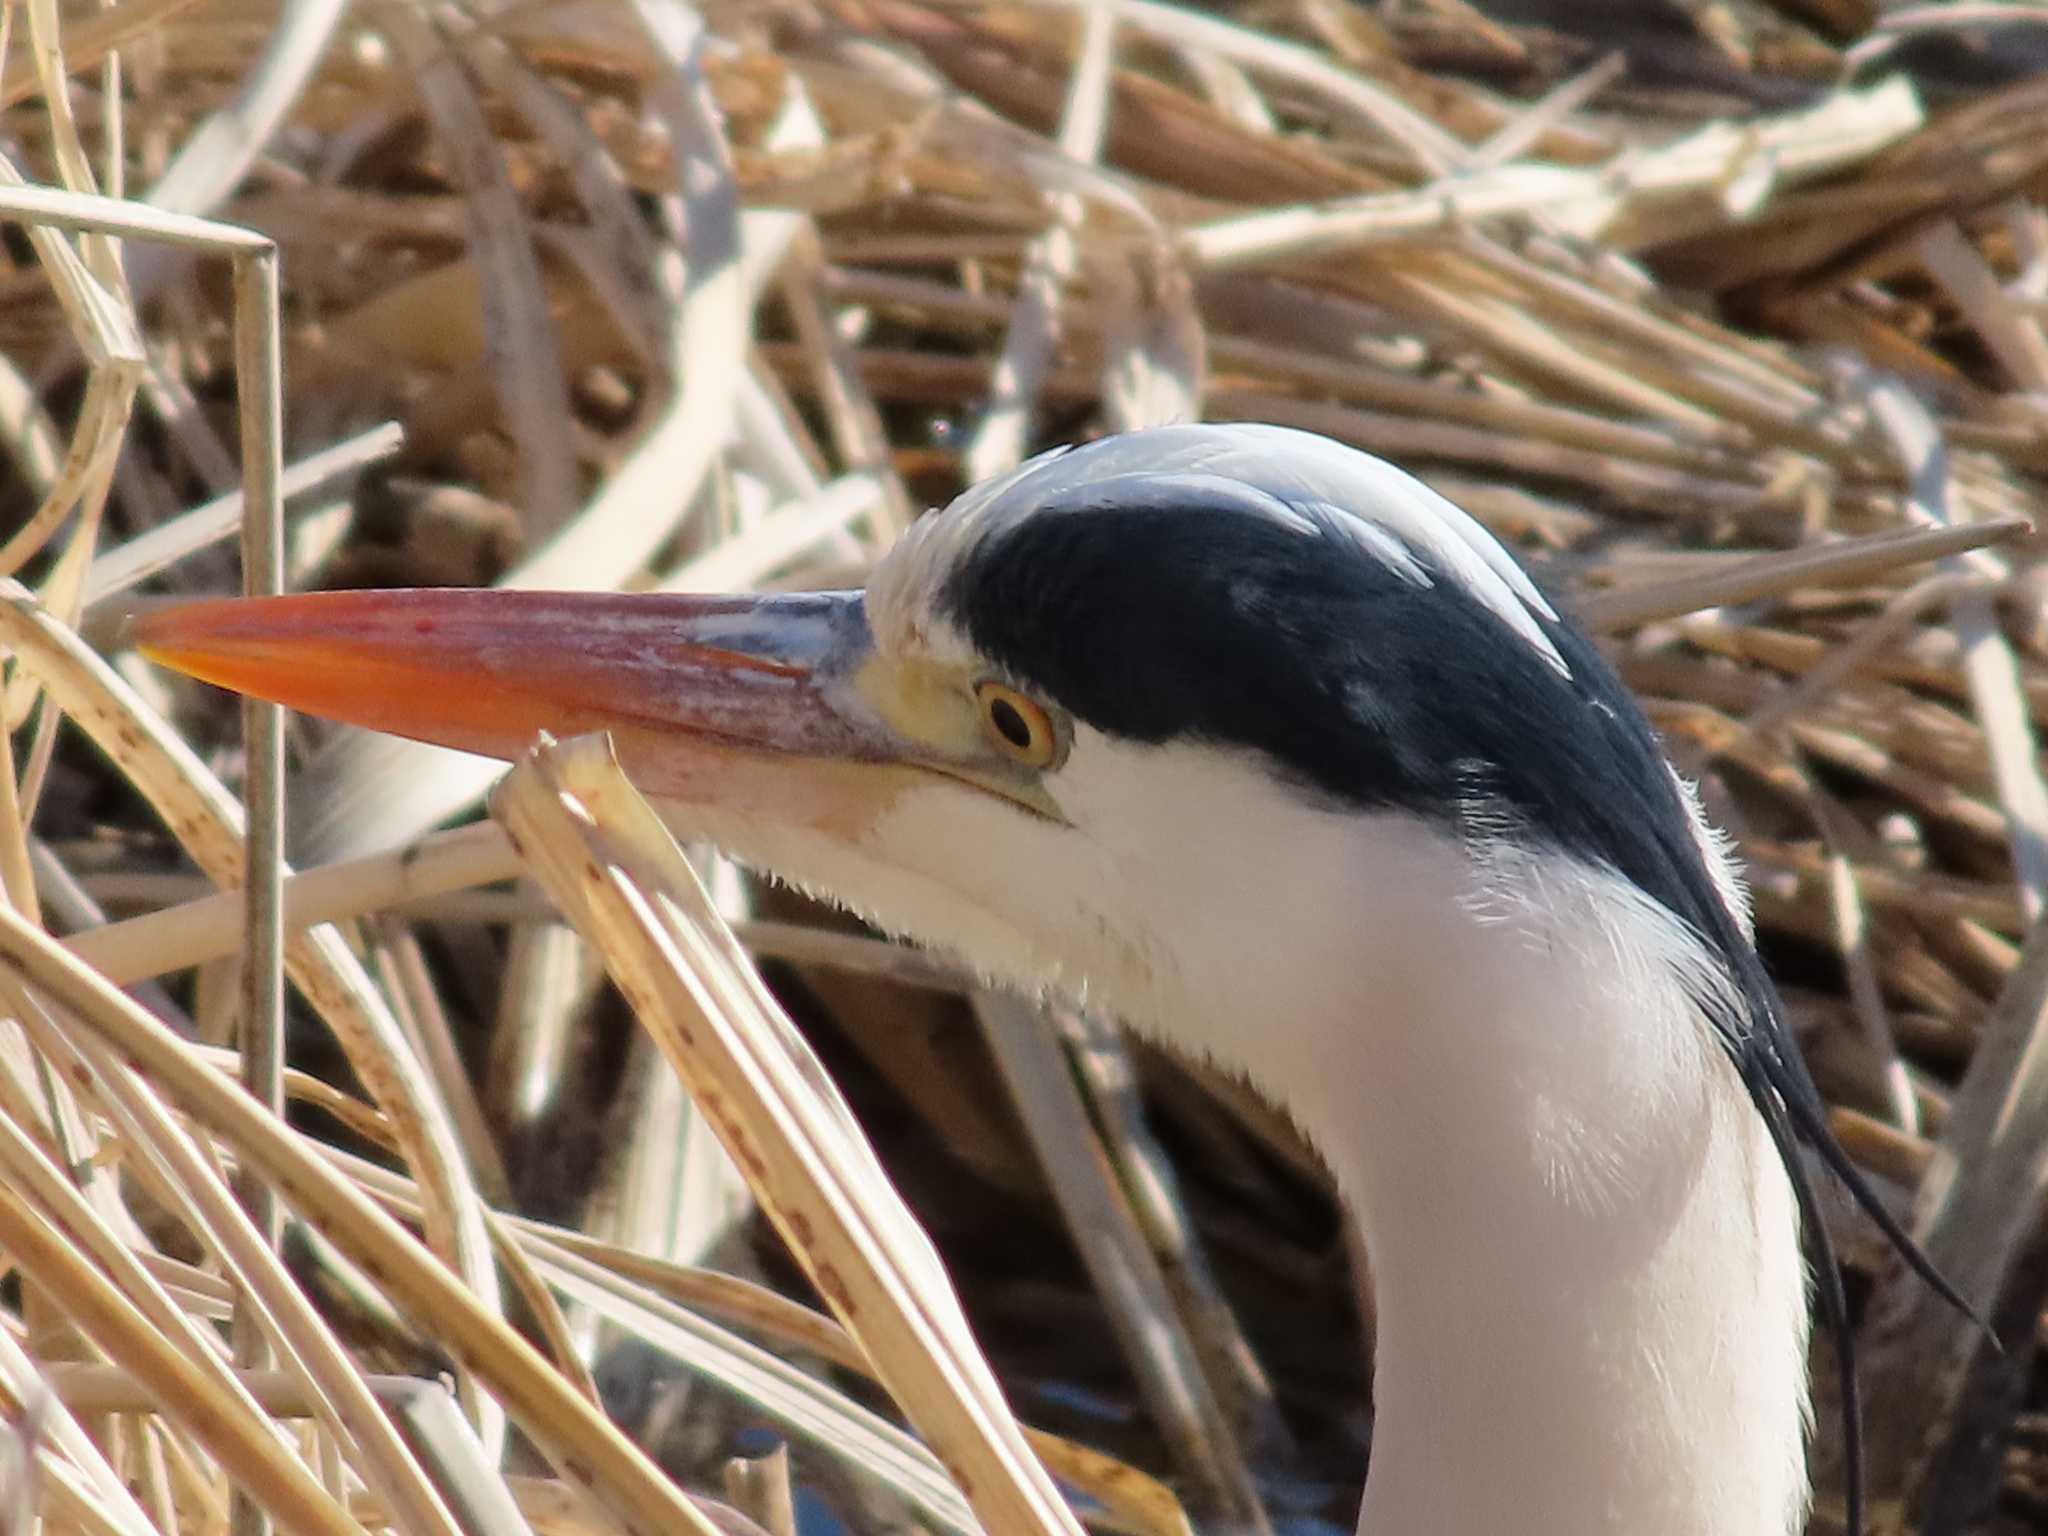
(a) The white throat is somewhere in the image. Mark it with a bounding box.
[659,734,1814,1536]
[1029,745,1814,1536]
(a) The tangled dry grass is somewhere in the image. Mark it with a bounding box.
[3,2,2048,1534]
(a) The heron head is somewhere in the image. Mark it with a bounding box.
[133,424,1675,1016]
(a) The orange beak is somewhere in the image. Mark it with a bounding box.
[131,587,916,806]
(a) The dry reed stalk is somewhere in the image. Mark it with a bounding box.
[491,731,1084,1536]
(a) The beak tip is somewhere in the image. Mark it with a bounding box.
[125,602,203,673]
[126,609,167,658]
[125,597,289,698]
[131,589,275,649]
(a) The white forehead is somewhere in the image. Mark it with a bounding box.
[862,423,1567,675]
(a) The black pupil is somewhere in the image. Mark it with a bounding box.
[989,696,1034,750]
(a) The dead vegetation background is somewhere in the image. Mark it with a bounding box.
[3,2,2048,1534]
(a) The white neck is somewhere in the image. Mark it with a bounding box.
[1328,956,1807,1536]
[1166,820,1812,1536]
[990,746,1816,1536]
[664,738,1816,1536]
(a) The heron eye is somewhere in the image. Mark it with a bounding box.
[975,681,1059,768]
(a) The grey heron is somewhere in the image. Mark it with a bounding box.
[136,422,1963,1536]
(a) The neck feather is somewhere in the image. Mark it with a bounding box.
[668,751,1817,1536]
[1133,818,1813,1536]
[1332,1002,1808,1536]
